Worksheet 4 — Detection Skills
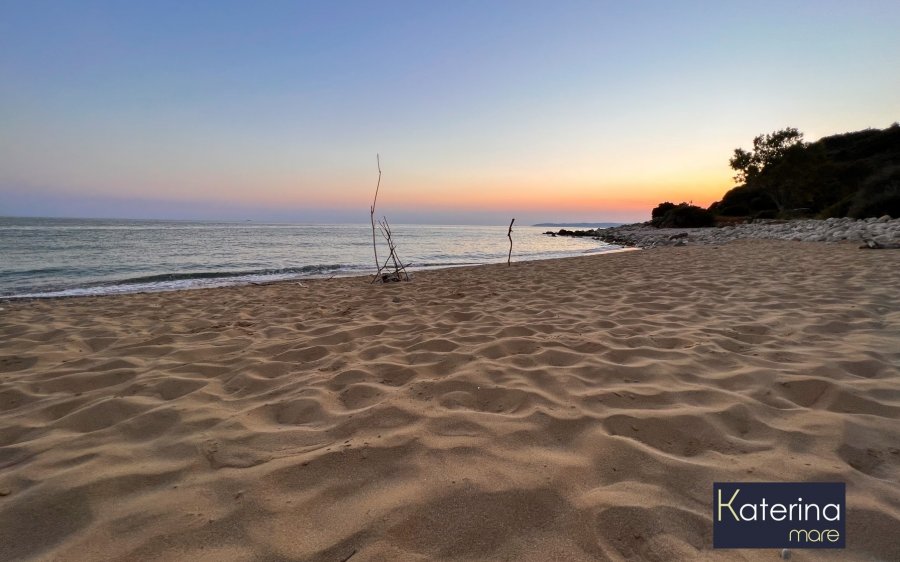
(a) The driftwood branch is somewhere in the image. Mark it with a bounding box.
[860,239,900,250]
[375,217,410,282]
[507,218,515,266]
[370,154,382,272]
[366,155,410,283]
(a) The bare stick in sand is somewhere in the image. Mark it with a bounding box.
[370,154,382,273]
[367,155,410,283]
[507,218,515,266]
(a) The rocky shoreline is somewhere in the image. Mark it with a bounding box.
[565,216,900,249]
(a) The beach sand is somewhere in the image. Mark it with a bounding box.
[1,240,898,561]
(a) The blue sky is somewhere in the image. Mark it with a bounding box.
[1,1,898,224]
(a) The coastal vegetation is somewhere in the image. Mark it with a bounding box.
[647,124,900,228]
[710,123,900,221]
[650,202,715,228]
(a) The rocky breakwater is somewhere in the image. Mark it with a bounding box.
[591,216,900,248]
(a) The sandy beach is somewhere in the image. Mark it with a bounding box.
[1,240,898,561]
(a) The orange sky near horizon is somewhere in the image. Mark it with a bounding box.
[375,178,728,215]
[0,151,749,226]
[4,145,733,220]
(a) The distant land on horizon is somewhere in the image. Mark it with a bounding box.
[2,215,633,228]
[533,222,625,228]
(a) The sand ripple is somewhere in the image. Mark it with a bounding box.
[1,240,899,560]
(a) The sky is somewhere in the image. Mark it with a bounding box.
[1,1,898,225]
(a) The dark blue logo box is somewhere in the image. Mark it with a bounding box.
[713,482,845,549]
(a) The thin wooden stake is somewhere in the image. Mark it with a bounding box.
[507,218,515,266]
[370,154,382,273]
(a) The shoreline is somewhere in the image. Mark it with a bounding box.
[2,239,898,560]
[0,245,636,303]
[10,215,899,302]
[0,219,621,302]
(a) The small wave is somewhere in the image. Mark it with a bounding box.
[116,264,347,285]
[4,264,362,299]
[411,261,481,268]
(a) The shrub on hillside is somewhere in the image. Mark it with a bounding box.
[847,166,900,218]
[651,202,716,228]
[651,202,677,221]
[709,184,778,217]
[710,124,900,220]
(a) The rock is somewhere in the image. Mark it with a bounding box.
[556,228,598,237]
[593,217,900,249]
[877,214,892,222]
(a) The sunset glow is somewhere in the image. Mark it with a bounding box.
[2,1,898,224]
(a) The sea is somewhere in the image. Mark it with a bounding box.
[0,217,624,299]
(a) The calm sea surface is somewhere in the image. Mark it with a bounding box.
[0,217,623,298]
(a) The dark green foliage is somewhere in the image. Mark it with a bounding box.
[729,127,805,184]
[651,203,716,228]
[710,124,900,219]
[710,184,777,217]
[819,197,853,219]
[848,187,900,219]
[820,124,900,164]
[846,166,900,219]
[651,202,676,220]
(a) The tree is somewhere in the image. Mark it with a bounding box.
[729,127,806,184]
[710,124,900,219]
[728,127,811,214]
